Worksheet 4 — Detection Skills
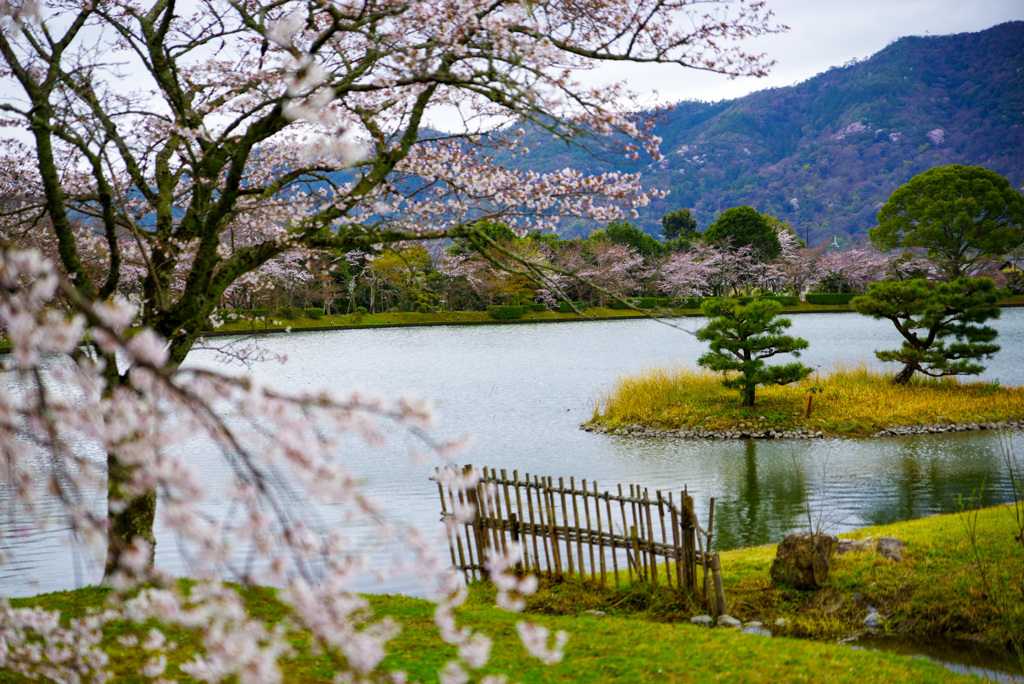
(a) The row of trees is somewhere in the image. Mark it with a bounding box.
[223,216,922,315]
[213,164,1024,315]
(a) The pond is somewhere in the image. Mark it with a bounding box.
[1,309,1022,598]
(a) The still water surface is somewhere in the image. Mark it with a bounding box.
[2,310,1022,597]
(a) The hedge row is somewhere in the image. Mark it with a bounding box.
[488,305,526,320]
[805,293,856,305]
[556,301,588,313]
[760,295,800,306]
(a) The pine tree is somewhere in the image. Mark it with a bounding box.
[697,298,812,407]
[851,277,1004,384]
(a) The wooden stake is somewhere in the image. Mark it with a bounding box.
[711,552,726,616]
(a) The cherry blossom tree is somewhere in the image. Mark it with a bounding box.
[774,226,823,297]
[657,248,718,297]
[0,0,781,678]
[578,240,647,305]
[816,247,894,293]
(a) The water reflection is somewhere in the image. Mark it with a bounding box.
[703,441,806,550]
[854,431,1012,528]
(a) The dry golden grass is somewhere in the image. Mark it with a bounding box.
[592,364,1024,437]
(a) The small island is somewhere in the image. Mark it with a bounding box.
[585,365,1024,439]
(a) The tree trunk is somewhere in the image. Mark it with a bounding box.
[103,453,157,581]
[892,364,916,385]
[743,383,756,407]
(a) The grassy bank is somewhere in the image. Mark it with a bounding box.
[590,364,1024,437]
[527,505,1024,652]
[7,506,1021,682]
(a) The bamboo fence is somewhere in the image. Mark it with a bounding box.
[434,465,718,597]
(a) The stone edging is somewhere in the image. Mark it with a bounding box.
[582,419,1024,440]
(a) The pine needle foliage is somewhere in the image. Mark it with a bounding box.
[696,298,812,407]
[852,277,1005,384]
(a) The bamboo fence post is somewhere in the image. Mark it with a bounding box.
[523,472,543,574]
[489,471,504,556]
[435,468,459,571]
[455,468,478,579]
[581,480,597,581]
[685,493,697,592]
[513,470,532,572]
[465,464,491,574]
[558,477,575,577]
[603,490,619,587]
[546,476,563,578]
[499,468,514,560]
[570,477,585,578]
[478,467,494,557]
[629,525,642,581]
[703,496,716,599]
[656,491,670,588]
[618,484,632,582]
[532,474,553,575]
[446,474,470,580]
[509,512,521,570]
[643,488,658,588]
[692,504,709,602]
[707,496,716,549]
[669,493,683,589]
[593,482,611,586]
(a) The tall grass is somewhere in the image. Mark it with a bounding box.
[593,364,1024,437]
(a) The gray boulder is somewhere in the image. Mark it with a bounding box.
[769,531,838,589]
[717,614,742,628]
[876,537,905,562]
[837,538,875,554]
[864,608,885,629]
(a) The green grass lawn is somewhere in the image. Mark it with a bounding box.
[5,505,1021,682]
[529,504,1024,648]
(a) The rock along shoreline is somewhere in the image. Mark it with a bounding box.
[582,418,1024,440]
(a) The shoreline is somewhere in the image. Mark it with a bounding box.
[2,300,1022,353]
[583,418,1024,440]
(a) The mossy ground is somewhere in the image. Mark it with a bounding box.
[590,364,1024,437]
[5,506,1021,682]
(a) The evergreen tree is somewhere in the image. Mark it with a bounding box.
[870,165,1024,280]
[696,298,812,407]
[851,277,1004,384]
[703,206,782,261]
[602,221,665,258]
[661,208,699,249]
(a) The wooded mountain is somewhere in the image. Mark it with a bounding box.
[499,21,1024,246]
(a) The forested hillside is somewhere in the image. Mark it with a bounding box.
[499,21,1024,245]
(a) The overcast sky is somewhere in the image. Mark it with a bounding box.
[590,0,1024,109]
